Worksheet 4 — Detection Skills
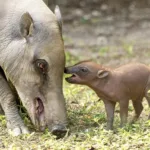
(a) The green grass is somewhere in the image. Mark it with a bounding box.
[0,53,150,150]
[123,43,134,56]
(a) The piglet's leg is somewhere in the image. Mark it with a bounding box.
[0,105,4,115]
[145,96,150,119]
[131,100,143,123]
[103,99,116,130]
[119,99,129,127]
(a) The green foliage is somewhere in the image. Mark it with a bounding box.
[98,47,109,56]
[63,35,73,45]
[65,51,79,66]
[123,43,134,56]
[0,115,6,127]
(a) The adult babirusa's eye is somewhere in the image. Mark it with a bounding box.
[35,59,48,74]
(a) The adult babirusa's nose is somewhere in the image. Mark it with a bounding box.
[51,124,67,139]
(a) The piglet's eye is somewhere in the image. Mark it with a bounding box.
[35,59,48,74]
[81,67,88,72]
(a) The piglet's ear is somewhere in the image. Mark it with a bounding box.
[97,70,109,78]
[54,5,62,33]
[20,12,33,38]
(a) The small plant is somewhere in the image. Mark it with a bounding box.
[123,43,134,56]
[98,47,109,56]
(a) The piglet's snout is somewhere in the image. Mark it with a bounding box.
[64,67,73,74]
[64,67,79,74]
[64,67,68,73]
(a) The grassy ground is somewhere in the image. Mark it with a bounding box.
[0,52,150,150]
[1,3,150,149]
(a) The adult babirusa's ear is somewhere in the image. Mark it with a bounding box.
[97,70,109,78]
[54,5,62,33]
[20,12,33,38]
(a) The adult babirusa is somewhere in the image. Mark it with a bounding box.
[0,0,67,138]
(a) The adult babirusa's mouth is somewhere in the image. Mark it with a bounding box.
[34,97,46,130]
[35,97,44,116]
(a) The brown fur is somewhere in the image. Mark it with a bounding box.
[65,61,150,130]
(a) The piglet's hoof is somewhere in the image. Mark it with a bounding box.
[105,127,113,131]
[0,106,4,115]
[130,119,137,125]
[105,124,113,130]
[51,125,67,139]
[8,126,29,136]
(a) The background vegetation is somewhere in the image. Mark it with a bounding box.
[1,0,150,149]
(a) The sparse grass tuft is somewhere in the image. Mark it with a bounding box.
[123,43,134,56]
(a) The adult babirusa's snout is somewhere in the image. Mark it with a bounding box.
[43,88,67,138]
[51,124,67,138]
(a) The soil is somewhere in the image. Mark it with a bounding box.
[50,0,150,67]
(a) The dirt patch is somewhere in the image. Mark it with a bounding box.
[49,0,150,67]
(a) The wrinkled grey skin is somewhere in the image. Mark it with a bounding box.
[43,0,48,5]
[0,0,67,137]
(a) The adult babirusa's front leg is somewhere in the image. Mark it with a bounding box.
[103,99,116,130]
[0,74,29,136]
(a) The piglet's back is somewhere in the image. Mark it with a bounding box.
[115,63,150,100]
